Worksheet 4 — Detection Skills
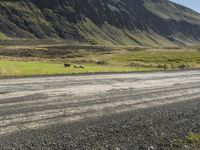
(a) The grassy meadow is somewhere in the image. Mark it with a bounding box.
[0,60,154,76]
[0,41,200,76]
[112,49,200,68]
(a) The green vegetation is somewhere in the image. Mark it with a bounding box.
[187,132,200,144]
[111,49,200,69]
[0,41,200,76]
[168,132,200,150]
[0,60,154,76]
[0,32,9,40]
[77,19,177,46]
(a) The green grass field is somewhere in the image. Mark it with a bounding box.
[0,43,200,76]
[0,60,155,76]
[111,49,200,67]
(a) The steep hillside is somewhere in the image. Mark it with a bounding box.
[0,0,200,46]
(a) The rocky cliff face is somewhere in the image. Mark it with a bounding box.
[0,0,200,46]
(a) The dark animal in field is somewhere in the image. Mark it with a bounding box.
[64,63,71,67]
[74,64,85,69]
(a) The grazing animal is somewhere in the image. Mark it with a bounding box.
[64,63,71,67]
[74,64,85,69]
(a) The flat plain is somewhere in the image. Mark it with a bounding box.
[0,41,200,76]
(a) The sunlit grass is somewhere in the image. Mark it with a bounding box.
[112,50,200,64]
[187,132,200,145]
[0,60,155,76]
[1,45,200,76]
[0,32,9,40]
[168,132,200,150]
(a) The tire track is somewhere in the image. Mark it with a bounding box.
[0,70,200,136]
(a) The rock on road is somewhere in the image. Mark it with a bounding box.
[0,70,200,150]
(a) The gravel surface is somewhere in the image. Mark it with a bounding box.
[0,70,200,150]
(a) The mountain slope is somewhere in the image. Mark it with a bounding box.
[0,0,200,46]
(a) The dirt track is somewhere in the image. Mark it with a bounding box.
[0,70,200,149]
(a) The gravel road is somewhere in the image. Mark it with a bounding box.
[0,70,200,150]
